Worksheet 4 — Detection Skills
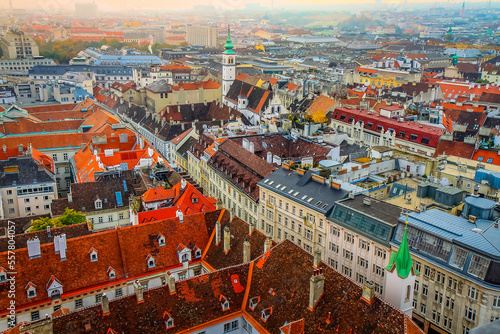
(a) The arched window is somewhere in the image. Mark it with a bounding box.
[405,285,411,302]
[228,57,234,64]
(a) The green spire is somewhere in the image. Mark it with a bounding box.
[223,26,234,54]
[386,215,415,278]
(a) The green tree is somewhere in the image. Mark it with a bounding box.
[29,217,63,232]
[99,38,108,46]
[29,208,86,231]
[58,208,87,226]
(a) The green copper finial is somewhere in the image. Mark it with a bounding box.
[223,25,234,54]
[386,214,415,278]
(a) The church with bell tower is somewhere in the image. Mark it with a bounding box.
[222,27,235,101]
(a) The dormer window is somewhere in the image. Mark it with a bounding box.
[181,253,189,262]
[158,234,165,246]
[108,267,116,279]
[26,282,37,298]
[195,249,202,258]
[163,311,174,329]
[89,248,98,262]
[0,267,6,282]
[191,196,198,204]
[261,307,272,322]
[95,199,102,209]
[147,254,155,268]
[249,296,260,311]
[220,295,229,311]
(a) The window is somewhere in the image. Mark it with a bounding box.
[31,311,40,321]
[148,255,155,268]
[420,303,426,315]
[119,213,124,220]
[468,254,490,279]
[422,284,428,296]
[52,154,58,161]
[414,280,419,292]
[410,134,418,141]
[468,286,478,300]
[98,217,103,223]
[95,199,102,209]
[450,247,468,270]
[54,305,61,312]
[95,294,102,303]
[343,249,353,261]
[421,137,430,145]
[424,266,430,278]
[108,215,113,222]
[63,153,68,160]
[493,296,500,308]
[75,299,83,308]
[166,319,174,329]
[446,296,455,310]
[359,240,370,251]
[465,307,476,321]
[448,277,457,290]
[357,257,368,268]
[24,198,30,203]
[463,326,470,334]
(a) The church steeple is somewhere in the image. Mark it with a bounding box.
[221,25,236,100]
[385,217,415,278]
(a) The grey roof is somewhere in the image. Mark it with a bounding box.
[258,168,348,215]
[471,319,500,334]
[145,79,171,93]
[404,209,500,258]
[0,157,55,188]
[177,137,197,159]
[337,194,402,224]
[29,65,133,76]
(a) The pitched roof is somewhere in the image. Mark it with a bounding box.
[434,140,476,159]
[306,94,336,115]
[142,186,176,203]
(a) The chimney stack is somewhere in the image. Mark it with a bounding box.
[264,236,272,253]
[309,268,325,310]
[17,144,23,154]
[361,280,375,304]
[249,222,254,235]
[167,272,176,294]
[224,226,231,253]
[215,220,221,245]
[101,293,110,315]
[243,238,251,263]
[313,247,321,268]
[216,199,223,210]
[67,192,73,203]
[133,280,144,303]
[27,237,41,259]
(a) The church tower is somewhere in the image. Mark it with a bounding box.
[222,27,235,100]
[384,215,417,317]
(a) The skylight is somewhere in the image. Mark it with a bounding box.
[322,204,328,209]
[281,186,286,190]
[316,201,322,206]
[264,179,269,183]
[276,184,281,188]
[301,195,307,200]
[288,189,294,194]
[269,181,274,185]
[307,198,314,202]
[293,192,299,196]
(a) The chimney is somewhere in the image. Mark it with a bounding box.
[243,238,251,263]
[313,247,321,268]
[101,293,110,315]
[46,225,51,238]
[58,234,67,260]
[216,199,223,210]
[181,123,185,131]
[2,145,6,153]
[361,280,376,304]
[215,220,221,245]
[309,268,325,310]
[264,236,272,253]
[249,222,254,235]
[67,192,73,203]
[17,144,23,154]
[27,237,41,259]
[249,142,255,154]
[224,226,231,253]
[167,272,176,294]
[133,280,144,303]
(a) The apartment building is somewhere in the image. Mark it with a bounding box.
[257,167,348,258]
[392,199,500,334]
[0,147,56,219]
[0,57,55,76]
[0,30,39,59]
[326,194,402,297]
[186,24,219,47]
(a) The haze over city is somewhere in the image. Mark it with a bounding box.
[1,1,500,334]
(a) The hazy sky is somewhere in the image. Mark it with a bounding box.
[10,0,485,11]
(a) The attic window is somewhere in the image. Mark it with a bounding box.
[269,181,274,185]
[147,254,156,268]
[191,196,198,204]
[288,189,294,194]
[95,199,102,209]
[158,234,166,246]
[264,179,269,183]
[293,192,299,196]
[181,253,189,262]
[301,195,307,200]
[108,267,116,279]
[487,158,494,164]
[195,249,202,258]
[220,295,230,311]
[249,296,260,311]
[281,186,286,190]
[0,267,6,282]
[316,201,322,206]
[261,307,272,322]
[276,184,281,188]
[165,319,174,329]
[322,204,329,209]
[26,282,37,298]
[89,248,98,262]
[307,198,314,202]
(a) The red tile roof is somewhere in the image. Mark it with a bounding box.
[473,149,500,165]
[434,140,476,158]
[142,186,177,203]
[171,80,221,91]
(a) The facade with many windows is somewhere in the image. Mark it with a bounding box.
[326,194,401,296]
[257,167,348,258]
[392,204,500,334]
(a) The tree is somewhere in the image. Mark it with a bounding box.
[28,208,86,232]
[312,110,328,124]
[29,217,63,232]
[58,208,86,226]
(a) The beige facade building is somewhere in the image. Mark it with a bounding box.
[186,25,218,47]
[0,30,39,59]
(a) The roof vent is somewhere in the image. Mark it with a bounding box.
[468,215,477,223]
[471,227,482,233]
[363,197,371,206]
